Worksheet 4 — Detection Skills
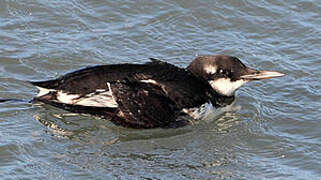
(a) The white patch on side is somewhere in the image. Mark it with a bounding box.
[57,91,80,104]
[209,78,248,96]
[36,86,55,97]
[140,79,158,85]
[95,89,106,92]
[140,79,169,95]
[106,82,117,105]
[56,82,119,108]
[56,89,118,108]
[204,65,217,74]
[75,91,118,107]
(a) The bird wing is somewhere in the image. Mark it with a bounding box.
[29,62,178,108]
[110,78,185,128]
[29,63,148,95]
[31,60,215,108]
[30,61,215,127]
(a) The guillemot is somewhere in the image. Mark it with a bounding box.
[30,55,285,128]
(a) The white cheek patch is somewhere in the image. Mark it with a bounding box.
[204,65,217,74]
[209,78,248,96]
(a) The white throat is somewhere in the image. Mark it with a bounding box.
[209,78,248,96]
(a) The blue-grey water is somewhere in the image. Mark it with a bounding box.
[0,0,320,179]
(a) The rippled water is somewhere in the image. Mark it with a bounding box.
[0,0,320,179]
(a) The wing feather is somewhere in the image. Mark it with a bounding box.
[111,79,180,128]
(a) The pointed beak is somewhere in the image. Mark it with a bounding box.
[240,68,285,80]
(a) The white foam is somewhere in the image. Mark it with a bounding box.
[183,100,240,122]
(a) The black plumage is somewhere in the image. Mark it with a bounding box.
[31,59,220,128]
[30,55,285,128]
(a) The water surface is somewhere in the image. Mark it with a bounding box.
[0,0,320,179]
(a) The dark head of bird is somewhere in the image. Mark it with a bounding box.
[187,55,285,97]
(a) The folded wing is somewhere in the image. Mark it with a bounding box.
[111,79,183,128]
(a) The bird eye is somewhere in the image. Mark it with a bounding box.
[219,69,223,74]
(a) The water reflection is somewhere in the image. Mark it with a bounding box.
[33,101,243,144]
